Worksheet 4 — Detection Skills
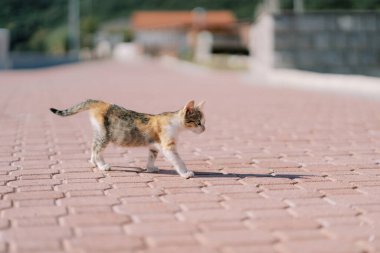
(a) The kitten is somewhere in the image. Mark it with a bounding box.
[50,99,205,178]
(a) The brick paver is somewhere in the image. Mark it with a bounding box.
[1,59,380,252]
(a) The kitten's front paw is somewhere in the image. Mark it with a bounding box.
[98,164,111,171]
[146,166,160,173]
[180,170,194,179]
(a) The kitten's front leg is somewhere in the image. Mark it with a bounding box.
[146,148,159,173]
[162,148,194,178]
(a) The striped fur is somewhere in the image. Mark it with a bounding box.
[50,99,104,117]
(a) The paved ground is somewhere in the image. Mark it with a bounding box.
[0,59,380,253]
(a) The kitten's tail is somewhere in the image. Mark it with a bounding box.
[50,99,104,117]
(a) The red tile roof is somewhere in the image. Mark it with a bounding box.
[132,11,236,30]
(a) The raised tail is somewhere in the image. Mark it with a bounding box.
[50,99,104,117]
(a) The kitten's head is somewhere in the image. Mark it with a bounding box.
[181,100,206,134]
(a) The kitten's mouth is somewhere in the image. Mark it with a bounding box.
[194,126,205,134]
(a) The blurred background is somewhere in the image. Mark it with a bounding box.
[0,0,380,76]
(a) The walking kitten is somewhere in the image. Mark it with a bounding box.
[50,99,205,178]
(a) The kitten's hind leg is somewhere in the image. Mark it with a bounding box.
[90,152,96,167]
[91,135,110,171]
[146,148,159,173]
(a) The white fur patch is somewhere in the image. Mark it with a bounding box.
[165,116,182,139]
[90,116,101,132]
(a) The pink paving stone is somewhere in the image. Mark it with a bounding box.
[112,182,150,188]
[275,240,364,253]
[324,225,378,240]
[2,60,380,253]
[288,205,359,218]
[11,239,62,253]
[57,196,120,206]
[0,175,17,182]
[222,198,288,210]
[4,191,64,200]
[132,213,178,222]
[3,206,67,218]
[14,199,55,207]
[100,176,152,183]
[75,225,125,236]
[247,209,293,220]
[114,202,180,214]
[274,229,330,241]
[180,202,222,211]
[164,187,204,194]
[7,179,62,187]
[0,200,11,210]
[162,192,222,203]
[178,209,247,222]
[149,179,204,188]
[55,182,111,191]
[13,217,58,227]
[0,186,13,194]
[120,196,161,204]
[19,174,52,180]
[0,219,10,229]
[53,172,105,180]
[125,221,197,236]
[203,185,259,194]
[18,185,53,192]
[221,245,278,253]
[69,206,113,214]
[140,246,219,253]
[317,216,368,227]
[106,188,163,197]
[67,235,144,252]
[146,234,199,247]
[197,229,277,246]
[221,192,263,200]
[246,218,321,231]
[61,213,131,226]
[67,189,105,197]
[4,226,72,240]
[199,221,247,232]
[284,197,332,207]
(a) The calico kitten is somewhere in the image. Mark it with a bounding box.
[50,99,205,178]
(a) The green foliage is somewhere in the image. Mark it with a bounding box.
[46,26,69,54]
[80,16,99,48]
[123,29,134,43]
[28,29,48,52]
[0,0,66,52]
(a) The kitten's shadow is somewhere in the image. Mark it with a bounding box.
[109,166,311,179]
[109,166,144,172]
[160,169,311,179]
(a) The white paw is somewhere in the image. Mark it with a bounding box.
[98,164,111,171]
[89,159,96,167]
[180,170,194,179]
[146,166,160,173]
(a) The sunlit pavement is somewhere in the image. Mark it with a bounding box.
[0,59,380,253]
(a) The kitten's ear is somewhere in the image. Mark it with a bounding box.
[197,101,205,110]
[184,100,195,111]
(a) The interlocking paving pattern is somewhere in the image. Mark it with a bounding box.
[0,60,380,253]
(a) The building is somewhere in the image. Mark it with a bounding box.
[131,10,249,58]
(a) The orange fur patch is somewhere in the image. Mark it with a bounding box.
[89,102,111,125]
